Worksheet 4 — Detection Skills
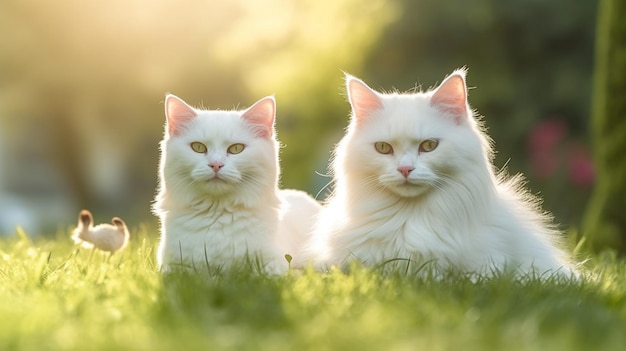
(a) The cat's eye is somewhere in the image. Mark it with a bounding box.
[227,143,245,155]
[190,142,207,153]
[419,139,439,153]
[374,141,394,155]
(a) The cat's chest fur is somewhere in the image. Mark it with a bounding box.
[330,196,467,266]
[159,201,282,271]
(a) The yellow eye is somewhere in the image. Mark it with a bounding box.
[374,141,393,155]
[419,139,439,153]
[190,142,207,153]
[227,143,245,155]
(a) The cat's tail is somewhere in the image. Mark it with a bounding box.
[277,189,322,268]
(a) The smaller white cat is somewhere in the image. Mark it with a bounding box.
[308,69,578,279]
[154,94,320,274]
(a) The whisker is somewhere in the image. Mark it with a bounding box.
[315,178,335,201]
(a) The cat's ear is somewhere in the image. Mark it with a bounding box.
[430,69,469,124]
[165,94,197,136]
[241,96,275,138]
[346,74,383,124]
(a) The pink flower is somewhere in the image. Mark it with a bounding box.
[567,143,594,188]
[527,118,568,179]
[528,118,568,152]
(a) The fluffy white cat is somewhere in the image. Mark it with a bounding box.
[309,69,578,278]
[154,94,320,274]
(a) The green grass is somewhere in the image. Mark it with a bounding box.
[1,227,625,351]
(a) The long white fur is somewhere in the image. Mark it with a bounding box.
[154,95,320,274]
[308,69,577,278]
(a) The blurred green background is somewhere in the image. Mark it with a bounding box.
[0,0,597,235]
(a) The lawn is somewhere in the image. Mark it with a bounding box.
[1,226,625,351]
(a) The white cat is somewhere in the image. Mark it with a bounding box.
[153,94,320,274]
[309,69,578,278]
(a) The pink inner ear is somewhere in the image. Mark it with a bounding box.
[347,76,383,123]
[241,97,275,138]
[165,95,197,136]
[430,74,468,123]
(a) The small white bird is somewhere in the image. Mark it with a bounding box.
[72,209,129,253]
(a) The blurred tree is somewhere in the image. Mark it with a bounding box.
[582,0,626,253]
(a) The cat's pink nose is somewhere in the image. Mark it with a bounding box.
[209,162,224,173]
[397,166,414,179]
